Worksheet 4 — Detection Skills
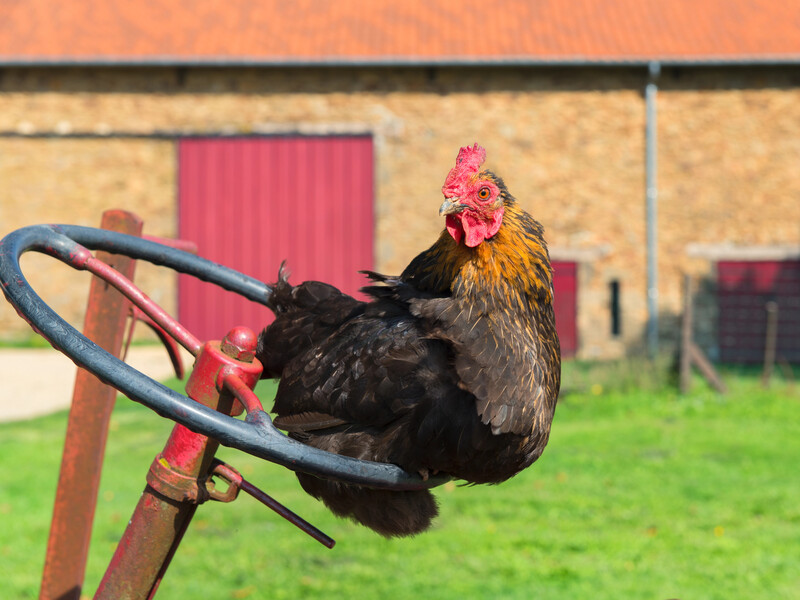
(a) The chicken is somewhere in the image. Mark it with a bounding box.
[256,144,560,537]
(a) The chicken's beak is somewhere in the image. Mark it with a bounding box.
[439,198,464,216]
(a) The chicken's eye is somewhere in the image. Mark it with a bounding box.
[477,187,491,200]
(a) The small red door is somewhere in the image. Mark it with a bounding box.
[178,136,374,343]
[552,261,577,357]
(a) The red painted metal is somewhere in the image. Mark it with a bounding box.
[81,254,203,355]
[120,236,199,377]
[2,213,436,598]
[95,328,263,599]
[178,135,375,342]
[552,261,577,357]
[220,368,264,413]
[122,305,187,380]
[718,260,800,363]
[142,234,198,255]
[183,338,262,419]
[40,210,143,600]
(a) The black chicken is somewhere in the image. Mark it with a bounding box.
[256,144,561,537]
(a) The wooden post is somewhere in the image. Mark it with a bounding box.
[689,342,728,394]
[679,272,727,394]
[679,274,693,394]
[761,301,778,388]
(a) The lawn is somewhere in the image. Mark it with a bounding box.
[1,362,798,599]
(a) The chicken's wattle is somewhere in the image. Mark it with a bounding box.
[446,208,504,247]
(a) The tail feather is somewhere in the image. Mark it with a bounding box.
[297,473,439,538]
[263,261,293,314]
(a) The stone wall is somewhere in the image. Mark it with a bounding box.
[1,66,798,357]
[658,68,800,357]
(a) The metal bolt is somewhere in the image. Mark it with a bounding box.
[220,326,256,363]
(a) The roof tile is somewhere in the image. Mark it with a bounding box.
[1,0,798,64]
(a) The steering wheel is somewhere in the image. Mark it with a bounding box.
[0,224,442,491]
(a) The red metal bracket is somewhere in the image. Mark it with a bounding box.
[95,326,260,599]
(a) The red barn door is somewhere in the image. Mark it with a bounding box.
[552,261,577,357]
[718,260,800,363]
[178,136,374,343]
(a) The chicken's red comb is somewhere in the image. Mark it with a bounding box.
[442,143,486,196]
[455,143,486,172]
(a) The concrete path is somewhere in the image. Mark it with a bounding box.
[0,345,195,422]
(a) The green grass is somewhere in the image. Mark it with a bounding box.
[1,365,798,599]
[0,336,165,349]
[0,334,56,349]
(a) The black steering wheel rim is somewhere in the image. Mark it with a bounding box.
[0,224,442,490]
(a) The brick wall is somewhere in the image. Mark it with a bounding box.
[1,66,798,358]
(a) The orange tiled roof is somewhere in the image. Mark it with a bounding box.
[1,0,799,65]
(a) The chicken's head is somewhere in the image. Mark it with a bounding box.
[439,144,505,248]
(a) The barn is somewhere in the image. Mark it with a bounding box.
[1,0,798,362]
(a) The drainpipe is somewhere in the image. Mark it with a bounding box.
[645,61,660,358]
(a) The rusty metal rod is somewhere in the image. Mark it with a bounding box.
[81,253,203,356]
[39,210,142,600]
[239,477,336,549]
[40,210,142,600]
[211,460,334,548]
